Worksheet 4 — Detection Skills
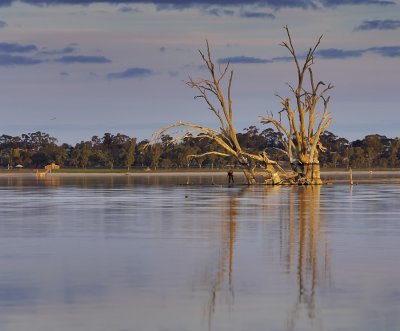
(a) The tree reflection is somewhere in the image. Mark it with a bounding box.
[283,186,331,331]
[198,186,331,331]
[202,188,242,331]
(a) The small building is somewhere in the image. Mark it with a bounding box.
[44,163,60,171]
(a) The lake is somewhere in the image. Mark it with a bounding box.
[0,175,399,331]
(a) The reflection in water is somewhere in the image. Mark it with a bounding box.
[201,186,331,331]
[283,186,330,331]
[0,172,249,188]
[1,177,400,331]
[203,189,240,330]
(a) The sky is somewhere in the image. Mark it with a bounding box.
[0,0,399,145]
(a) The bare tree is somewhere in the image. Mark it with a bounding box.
[147,41,284,184]
[148,27,333,185]
[261,26,333,184]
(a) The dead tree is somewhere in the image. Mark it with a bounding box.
[148,28,333,185]
[261,26,333,184]
[147,41,283,185]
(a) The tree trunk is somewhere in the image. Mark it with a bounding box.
[266,164,282,185]
[303,163,323,185]
[243,167,256,185]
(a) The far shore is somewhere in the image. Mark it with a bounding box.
[1,168,400,184]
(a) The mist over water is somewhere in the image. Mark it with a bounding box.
[0,176,399,331]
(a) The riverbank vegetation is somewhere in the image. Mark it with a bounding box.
[1,130,399,171]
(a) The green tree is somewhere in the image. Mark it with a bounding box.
[124,137,137,170]
[136,140,151,168]
[150,143,162,170]
[349,147,366,168]
[388,138,400,167]
[363,135,383,168]
[31,152,50,168]
[83,142,93,169]
[73,141,92,169]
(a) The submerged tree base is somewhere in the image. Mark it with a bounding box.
[249,163,324,185]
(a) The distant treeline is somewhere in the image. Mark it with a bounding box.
[1,127,399,169]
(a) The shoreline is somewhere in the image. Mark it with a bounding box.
[1,169,400,184]
[1,169,399,174]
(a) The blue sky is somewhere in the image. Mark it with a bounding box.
[0,0,399,144]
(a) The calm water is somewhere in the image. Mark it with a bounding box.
[0,175,400,331]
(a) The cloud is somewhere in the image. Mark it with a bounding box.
[0,0,396,11]
[0,42,109,65]
[0,20,7,28]
[54,55,111,64]
[168,70,179,77]
[217,44,400,65]
[218,56,272,64]
[59,71,70,76]
[107,67,153,79]
[368,46,400,57]
[317,46,400,59]
[0,284,40,307]
[316,48,366,59]
[202,8,274,18]
[271,56,293,62]
[321,0,395,6]
[0,54,43,65]
[203,8,223,16]
[0,42,111,66]
[41,46,76,55]
[218,50,361,65]
[239,11,275,19]
[222,9,235,15]
[201,8,236,16]
[0,0,332,10]
[158,46,185,52]
[146,0,317,10]
[0,42,38,53]
[354,19,400,31]
[119,6,142,13]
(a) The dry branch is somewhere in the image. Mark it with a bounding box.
[146,42,284,184]
[260,26,333,184]
[147,28,334,185]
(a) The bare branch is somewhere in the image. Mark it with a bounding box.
[282,25,300,78]
[228,70,234,120]
[188,151,231,159]
[263,27,333,183]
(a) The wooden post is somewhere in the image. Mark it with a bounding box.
[349,168,353,185]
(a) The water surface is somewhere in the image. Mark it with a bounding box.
[0,176,399,331]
